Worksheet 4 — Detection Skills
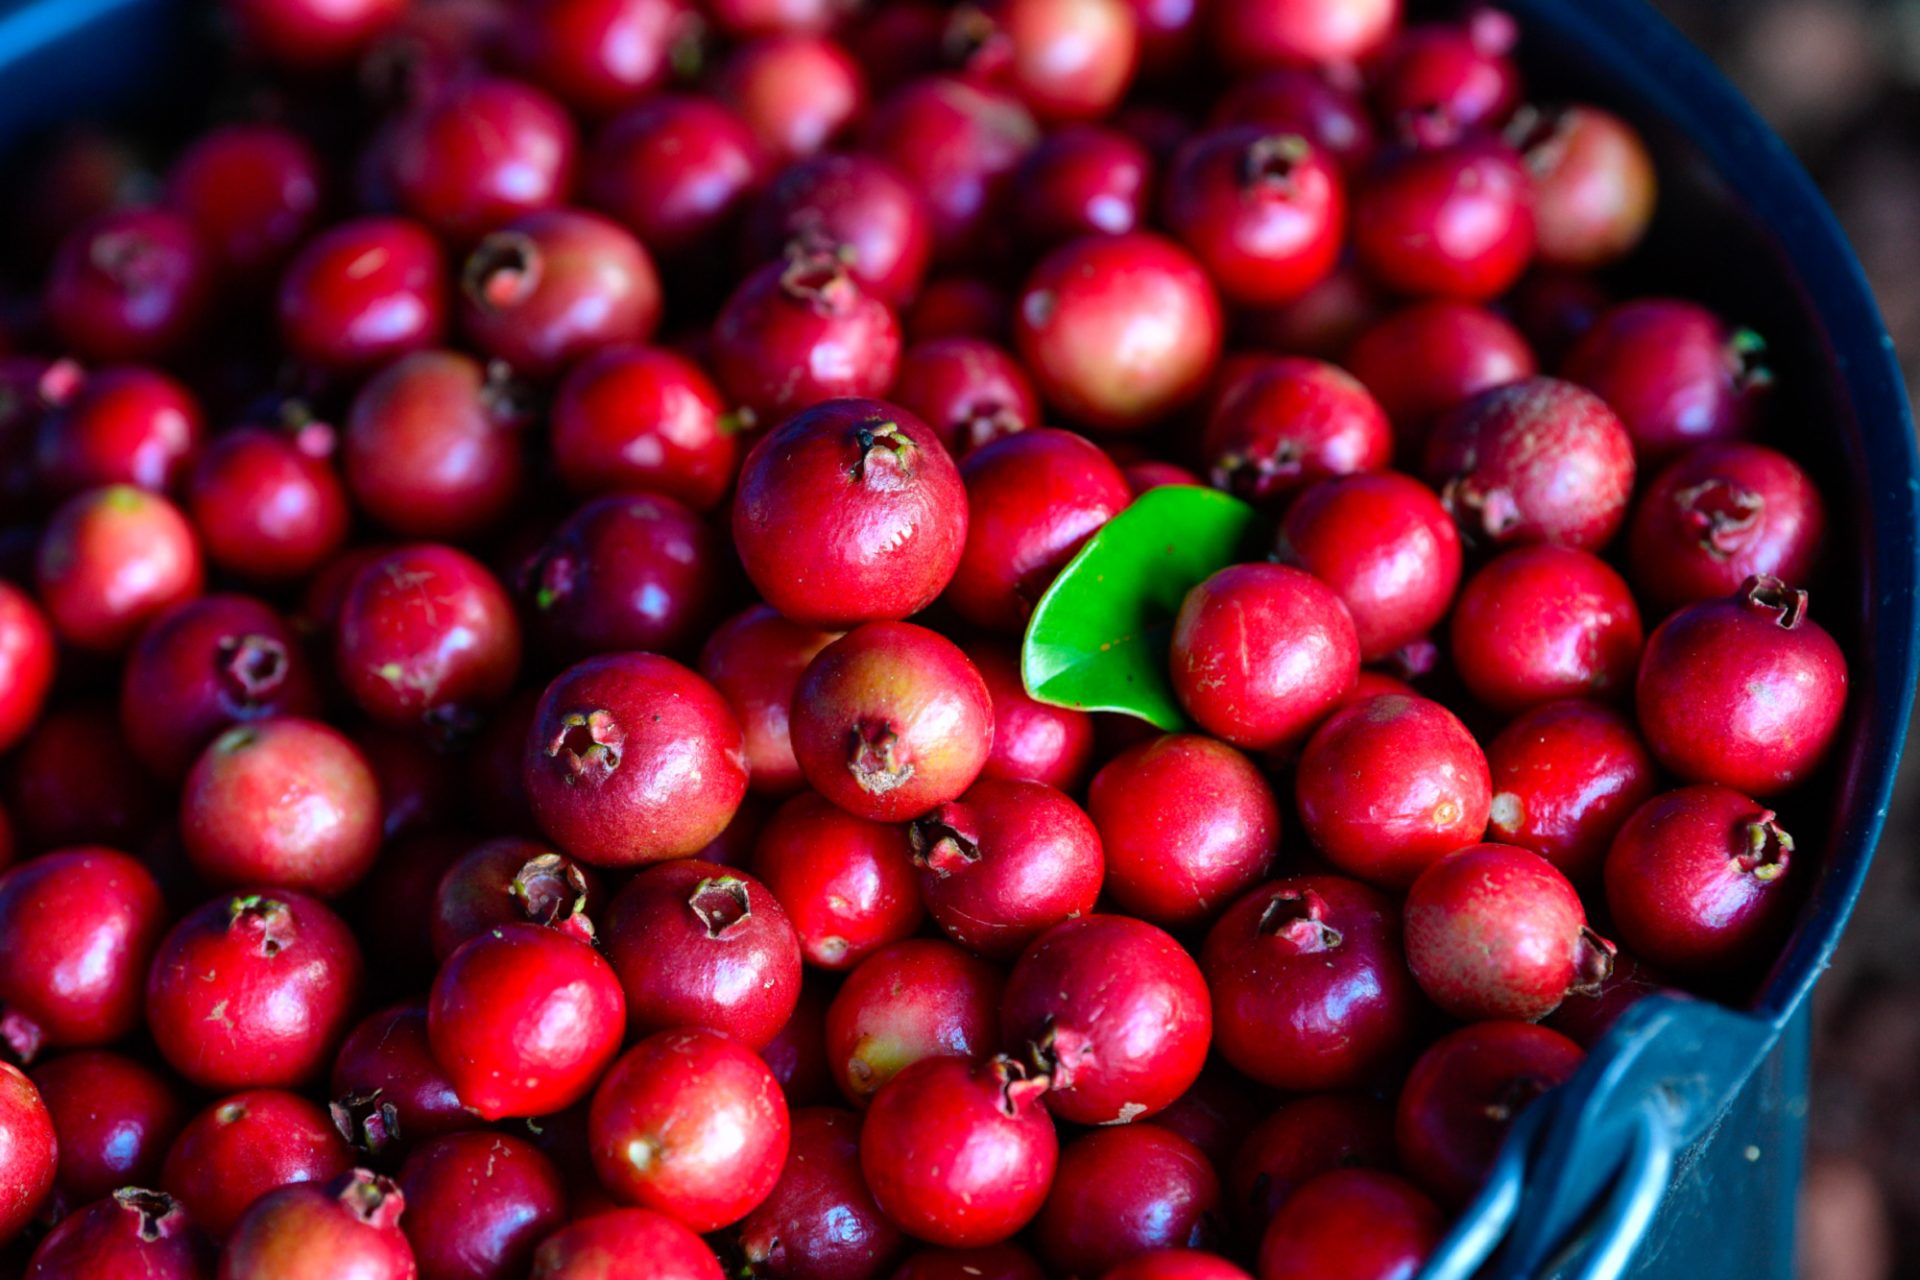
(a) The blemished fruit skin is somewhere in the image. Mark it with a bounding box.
[1256,1169,1444,1280]
[0,1062,57,1245]
[23,1188,216,1280]
[732,399,967,628]
[1031,1124,1223,1276]
[1485,700,1658,884]
[1633,576,1848,796]
[1000,914,1211,1124]
[858,1054,1059,1248]
[1603,784,1798,976]
[1200,875,1420,1091]
[711,254,902,423]
[1404,843,1616,1022]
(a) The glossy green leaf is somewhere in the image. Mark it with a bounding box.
[1021,485,1264,728]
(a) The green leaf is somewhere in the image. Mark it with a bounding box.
[1021,485,1265,729]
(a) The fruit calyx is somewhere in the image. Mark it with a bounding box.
[779,249,859,316]
[511,853,597,943]
[1726,327,1775,393]
[1674,477,1763,560]
[987,1053,1051,1118]
[1258,889,1344,953]
[1740,574,1808,629]
[848,720,915,795]
[548,709,625,784]
[336,1170,407,1230]
[1441,475,1522,543]
[1737,814,1793,882]
[0,1008,44,1064]
[1484,1074,1552,1123]
[1571,928,1618,995]
[217,632,291,704]
[1025,1017,1091,1093]
[1242,134,1313,195]
[114,1188,181,1241]
[688,877,753,938]
[464,231,542,312]
[909,804,981,876]
[851,420,916,487]
[228,895,297,956]
[330,1089,402,1158]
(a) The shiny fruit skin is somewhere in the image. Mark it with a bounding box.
[1256,1169,1442,1280]
[185,426,350,583]
[1345,300,1535,458]
[387,77,578,244]
[968,641,1095,792]
[530,1209,722,1280]
[523,491,721,661]
[1032,1125,1222,1276]
[1209,0,1398,68]
[394,1132,566,1280]
[217,1169,416,1280]
[1226,1094,1394,1239]
[730,1106,909,1280]
[743,152,933,306]
[824,939,1005,1107]
[1485,700,1658,884]
[586,95,767,258]
[30,1051,186,1208]
[1203,356,1393,507]
[276,216,446,374]
[1352,135,1535,302]
[1449,544,1643,715]
[750,792,924,970]
[1561,298,1765,463]
[0,583,55,752]
[711,255,902,424]
[1524,106,1658,270]
[859,77,1039,263]
[25,1187,213,1279]
[700,606,842,797]
[36,485,204,654]
[161,1089,352,1240]
[329,1004,474,1158]
[549,345,737,510]
[0,1062,57,1244]
[1163,127,1345,307]
[588,1027,791,1232]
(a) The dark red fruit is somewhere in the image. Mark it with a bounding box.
[459,210,661,378]
[345,351,525,539]
[181,719,380,896]
[185,425,349,583]
[396,1132,565,1280]
[603,859,803,1048]
[1562,298,1768,462]
[1257,1169,1442,1280]
[550,345,737,509]
[1277,472,1461,662]
[712,254,902,424]
[1450,544,1643,714]
[166,123,323,277]
[1147,1064,1277,1177]
[947,427,1130,630]
[1345,300,1535,454]
[30,1052,185,1207]
[1353,134,1534,301]
[1209,0,1397,68]
[220,1169,414,1280]
[1212,70,1373,176]
[525,653,749,864]
[1202,875,1418,1090]
[1089,733,1279,930]
[1627,442,1826,614]
[1405,843,1614,1022]
[226,0,405,67]
[161,1090,353,1240]
[388,78,577,243]
[46,208,211,363]
[335,544,522,733]
[910,778,1103,959]
[1368,8,1519,133]
[761,974,836,1107]
[1545,951,1670,1048]
[1164,128,1344,307]
[861,77,1039,262]
[6,705,159,852]
[37,485,204,653]
[1422,377,1636,551]
[790,622,993,822]
[429,840,601,961]
[1485,700,1658,884]
[715,34,866,163]
[526,492,720,659]
[733,398,964,626]
[744,153,932,306]
[531,1209,721,1279]
[1522,106,1658,270]
[1226,1094,1394,1237]
[1171,563,1360,752]
[276,216,446,373]
[750,792,923,970]
[1103,1252,1252,1280]
[586,95,767,256]
[429,923,624,1120]
[1034,1126,1220,1276]
[0,584,54,752]
[1296,693,1491,889]
[330,1003,474,1158]
[1012,125,1151,248]
[892,338,1040,458]
[120,594,319,778]
[1014,233,1222,432]
[1635,577,1847,795]
[589,1027,791,1231]
[891,1245,1046,1280]
[1002,914,1209,1124]
[730,1106,908,1280]
[1203,357,1392,505]
[0,1063,55,1244]
[700,607,841,797]
[147,893,363,1091]
[36,365,202,498]
[510,0,698,119]
[24,1187,214,1280]
[1604,785,1798,976]
[860,1054,1057,1248]
[907,276,1010,342]
[0,847,166,1059]
[968,641,1095,792]
[825,938,1004,1106]
[1395,1022,1584,1207]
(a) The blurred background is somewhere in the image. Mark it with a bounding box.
[1642,4,1920,1277]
